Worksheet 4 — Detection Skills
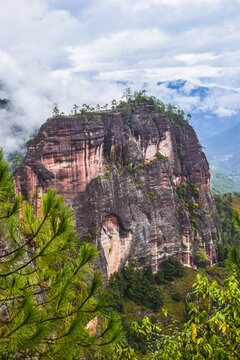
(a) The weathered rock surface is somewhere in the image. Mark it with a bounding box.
[15,103,220,277]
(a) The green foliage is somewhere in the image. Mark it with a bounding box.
[61,89,192,132]
[226,245,240,278]
[191,184,200,198]
[109,259,185,318]
[163,256,185,281]
[132,272,240,359]
[0,149,16,202]
[172,292,181,302]
[82,218,98,243]
[107,273,127,314]
[116,88,191,126]
[142,265,155,284]
[214,194,240,265]
[154,270,166,284]
[111,343,137,360]
[0,150,122,359]
[176,182,188,202]
[226,211,240,277]
[124,266,164,312]
[52,105,60,116]
[155,152,165,160]
[108,266,164,313]
[193,248,210,267]
[177,144,185,159]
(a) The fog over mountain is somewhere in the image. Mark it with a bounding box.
[1,0,240,166]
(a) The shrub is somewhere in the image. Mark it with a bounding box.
[177,182,188,201]
[193,248,210,267]
[107,289,125,313]
[142,265,155,284]
[177,144,185,159]
[163,256,185,281]
[155,152,165,160]
[143,282,164,312]
[191,184,200,198]
[155,270,166,284]
[172,292,181,302]
[108,266,164,312]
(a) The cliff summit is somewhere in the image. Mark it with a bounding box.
[15,95,220,277]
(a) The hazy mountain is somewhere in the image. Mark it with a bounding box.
[210,170,240,195]
[204,123,240,183]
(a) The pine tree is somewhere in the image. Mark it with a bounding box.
[0,149,122,359]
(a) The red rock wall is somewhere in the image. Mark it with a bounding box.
[15,109,220,277]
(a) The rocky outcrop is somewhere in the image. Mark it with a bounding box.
[15,102,220,277]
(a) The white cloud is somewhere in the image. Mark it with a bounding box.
[0,0,240,153]
[175,53,218,65]
[214,107,237,117]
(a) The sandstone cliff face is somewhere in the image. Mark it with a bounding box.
[15,102,220,277]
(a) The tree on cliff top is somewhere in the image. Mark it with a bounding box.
[0,149,122,359]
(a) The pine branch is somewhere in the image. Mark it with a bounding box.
[0,213,49,259]
[0,232,58,277]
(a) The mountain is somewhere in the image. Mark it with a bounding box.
[210,170,240,194]
[204,122,240,183]
[15,99,220,277]
[2,76,239,194]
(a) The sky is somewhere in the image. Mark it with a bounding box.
[1,0,240,154]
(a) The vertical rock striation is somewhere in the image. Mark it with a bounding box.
[15,103,220,277]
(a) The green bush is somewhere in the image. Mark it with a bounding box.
[108,266,164,313]
[142,265,155,284]
[172,292,181,302]
[177,182,188,201]
[155,152,165,160]
[193,248,210,267]
[107,289,125,313]
[163,256,185,281]
[191,184,200,198]
[177,144,185,159]
[155,270,166,284]
[142,281,164,312]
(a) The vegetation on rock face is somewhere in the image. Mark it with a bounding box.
[0,149,122,359]
[214,193,240,266]
[193,248,210,267]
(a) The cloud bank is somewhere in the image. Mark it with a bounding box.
[1,0,240,153]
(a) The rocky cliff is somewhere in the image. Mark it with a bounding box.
[15,100,220,277]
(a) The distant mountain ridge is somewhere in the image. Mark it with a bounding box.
[210,170,240,195]
[204,122,240,183]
